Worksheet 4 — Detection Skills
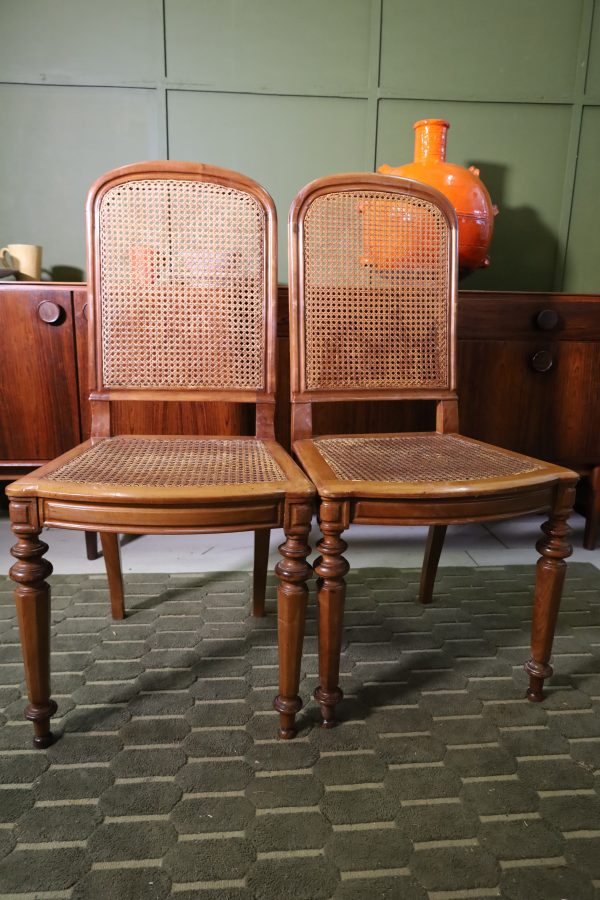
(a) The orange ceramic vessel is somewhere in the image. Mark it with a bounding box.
[378,119,498,273]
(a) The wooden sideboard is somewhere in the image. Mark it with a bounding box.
[1,283,599,547]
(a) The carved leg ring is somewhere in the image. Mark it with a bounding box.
[525,484,575,702]
[314,501,349,728]
[274,503,312,740]
[10,524,57,748]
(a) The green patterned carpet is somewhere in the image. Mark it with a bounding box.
[0,565,599,899]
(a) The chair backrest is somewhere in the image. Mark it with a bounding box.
[288,173,459,441]
[86,161,277,437]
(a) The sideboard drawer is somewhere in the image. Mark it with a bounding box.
[458,293,600,342]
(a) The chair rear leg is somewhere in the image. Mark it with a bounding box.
[584,466,600,550]
[100,533,125,620]
[252,529,270,617]
[525,482,576,701]
[84,531,100,560]
[419,525,447,604]
[314,500,349,728]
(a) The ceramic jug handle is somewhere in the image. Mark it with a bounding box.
[0,247,13,267]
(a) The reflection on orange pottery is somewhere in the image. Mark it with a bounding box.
[373,118,498,274]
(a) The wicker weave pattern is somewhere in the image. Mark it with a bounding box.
[45,438,286,487]
[302,190,450,391]
[314,435,544,483]
[98,179,266,390]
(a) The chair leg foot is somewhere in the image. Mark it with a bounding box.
[273,695,303,740]
[314,686,343,728]
[524,482,576,703]
[9,501,56,749]
[314,500,349,729]
[27,700,59,748]
[524,661,552,702]
[274,501,312,739]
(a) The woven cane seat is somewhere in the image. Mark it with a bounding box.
[315,434,543,483]
[292,433,563,499]
[45,437,285,487]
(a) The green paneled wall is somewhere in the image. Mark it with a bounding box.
[0,0,597,290]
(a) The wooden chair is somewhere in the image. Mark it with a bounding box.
[7,161,314,748]
[288,172,578,728]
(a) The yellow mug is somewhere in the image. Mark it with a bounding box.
[0,244,43,280]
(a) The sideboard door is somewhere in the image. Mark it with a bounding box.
[0,288,81,466]
[457,338,600,467]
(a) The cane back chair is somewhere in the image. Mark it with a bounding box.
[288,172,578,728]
[7,161,314,748]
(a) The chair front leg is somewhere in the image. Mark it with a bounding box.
[314,499,349,728]
[9,501,57,748]
[274,502,313,739]
[525,481,576,702]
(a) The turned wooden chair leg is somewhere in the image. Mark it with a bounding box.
[274,502,312,739]
[525,482,576,701]
[419,524,447,604]
[84,531,100,560]
[100,532,125,620]
[313,500,349,729]
[252,528,270,617]
[584,466,600,550]
[9,508,57,749]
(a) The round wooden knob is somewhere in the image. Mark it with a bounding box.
[37,300,62,324]
[535,308,559,330]
[530,349,554,373]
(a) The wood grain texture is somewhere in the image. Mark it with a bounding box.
[0,287,81,462]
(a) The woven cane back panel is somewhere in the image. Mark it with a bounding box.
[315,434,544,483]
[302,190,450,391]
[46,438,285,487]
[98,178,266,390]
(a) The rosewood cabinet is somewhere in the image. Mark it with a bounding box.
[456,292,600,549]
[1,284,599,546]
[0,285,83,480]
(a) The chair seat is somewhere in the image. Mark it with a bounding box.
[294,432,574,499]
[10,435,313,504]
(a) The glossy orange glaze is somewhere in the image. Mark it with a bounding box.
[378,119,498,272]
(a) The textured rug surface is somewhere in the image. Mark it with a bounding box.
[0,564,599,899]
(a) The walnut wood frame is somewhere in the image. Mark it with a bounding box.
[7,161,314,747]
[288,172,578,728]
